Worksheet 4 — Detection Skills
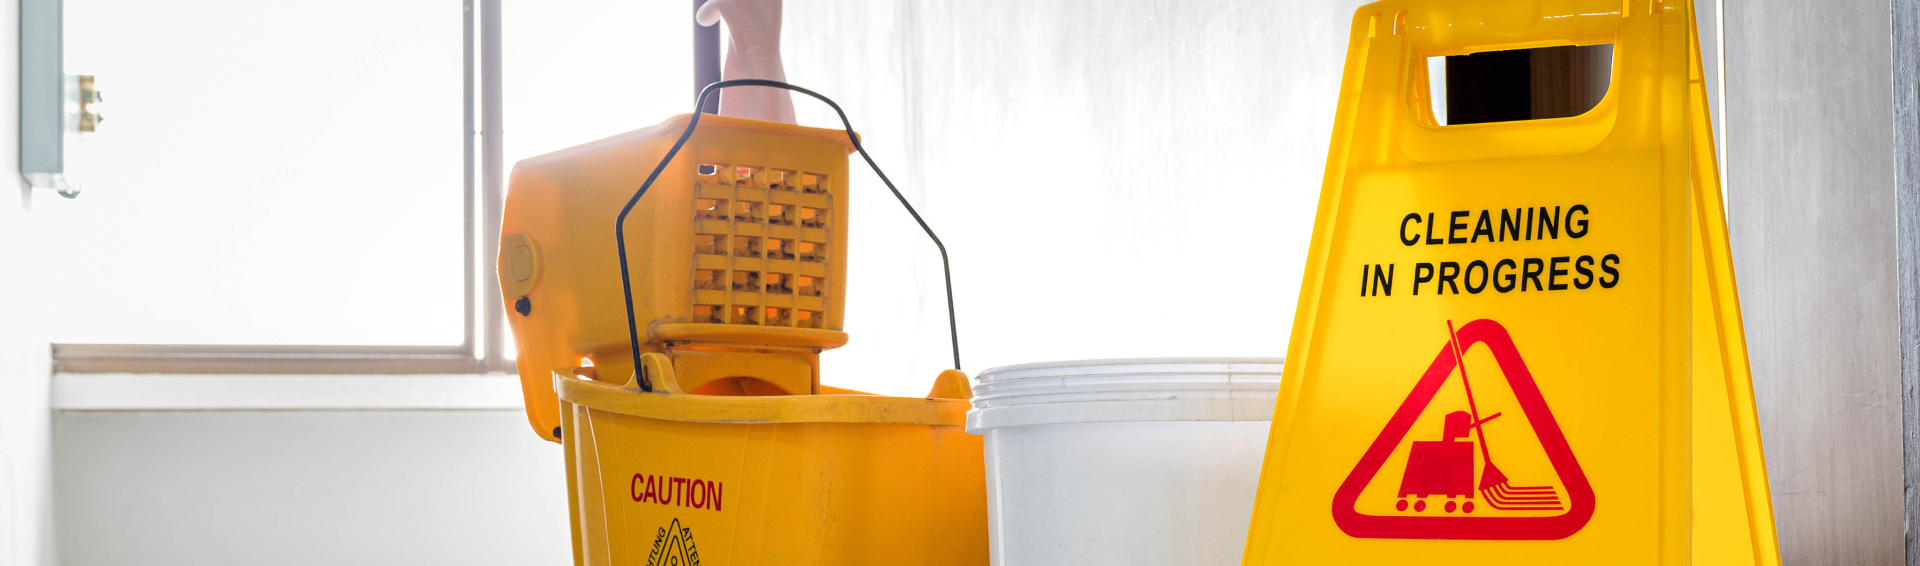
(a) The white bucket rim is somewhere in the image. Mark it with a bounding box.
[967,357,1283,432]
[973,357,1283,383]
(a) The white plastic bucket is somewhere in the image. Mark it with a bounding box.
[966,358,1282,566]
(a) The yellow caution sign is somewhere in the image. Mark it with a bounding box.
[1240,1,1778,564]
[1682,3,1780,563]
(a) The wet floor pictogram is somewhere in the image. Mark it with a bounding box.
[1332,319,1594,540]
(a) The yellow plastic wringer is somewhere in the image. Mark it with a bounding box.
[499,83,986,565]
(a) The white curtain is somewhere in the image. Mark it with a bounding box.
[782,0,1368,394]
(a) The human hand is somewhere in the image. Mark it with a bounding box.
[696,0,796,123]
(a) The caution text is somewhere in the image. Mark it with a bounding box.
[630,473,724,512]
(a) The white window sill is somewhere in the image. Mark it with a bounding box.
[52,373,526,411]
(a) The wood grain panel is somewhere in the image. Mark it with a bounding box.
[1725,0,1903,563]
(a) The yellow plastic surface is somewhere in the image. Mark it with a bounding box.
[500,114,854,441]
[503,115,989,565]
[1240,1,1777,564]
[1683,3,1780,562]
[558,368,987,566]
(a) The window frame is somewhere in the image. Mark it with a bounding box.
[52,0,511,375]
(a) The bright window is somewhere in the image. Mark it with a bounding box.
[500,0,693,359]
[43,0,466,346]
[503,0,691,174]
[40,0,694,354]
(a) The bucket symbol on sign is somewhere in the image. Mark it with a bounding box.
[1393,321,1565,515]
[1332,318,1592,540]
[1395,410,1484,513]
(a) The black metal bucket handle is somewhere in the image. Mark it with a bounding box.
[614,79,961,391]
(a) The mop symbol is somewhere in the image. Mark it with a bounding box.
[1332,317,1594,539]
[1393,320,1564,514]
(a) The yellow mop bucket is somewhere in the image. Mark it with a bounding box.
[557,367,985,566]
[500,99,986,565]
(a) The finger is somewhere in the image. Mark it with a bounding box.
[695,0,724,27]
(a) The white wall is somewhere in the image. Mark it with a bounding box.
[1,167,53,566]
[785,0,1367,396]
[53,411,569,566]
[0,0,55,562]
[1,203,52,566]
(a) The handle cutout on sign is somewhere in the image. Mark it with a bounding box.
[1423,45,1614,126]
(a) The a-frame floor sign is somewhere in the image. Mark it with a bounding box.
[1239,0,1781,564]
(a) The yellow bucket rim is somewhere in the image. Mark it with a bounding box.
[554,371,968,426]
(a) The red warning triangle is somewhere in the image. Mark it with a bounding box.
[1332,318,1595,540]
